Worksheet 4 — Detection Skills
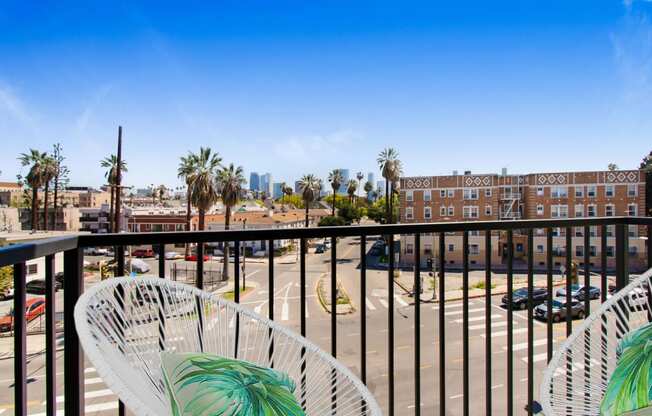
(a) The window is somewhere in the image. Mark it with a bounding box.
[629,225,638,238]
[628,184,638,197]
[587,204,596,217]
[605,185,614,198]
[630,246,638,256]
[406,190,414,202]
[424,191,431,202]
[590,246,597,257]
[627,204,637,216]
[485,205,492,216]
[606,225,615,237]
[537,187,544,196]
[485,188,492,197]
[516,243,524,252]
[440,206,446,216]
[551,205,568,218]
[447,189,455,198]
[440,190,446,198]
[463,206,479,218]
[551,186,568,198]
[424,244,433,256]
[575,186,584,198]
[605,204,614,217]
[448,244,455,252]
[606,246,615,257]
[536,245,544,253]
[463,188,479,200]
[424,207,432,219]
[575,204,584,217]
[447,206,454,216]
[576,246,584,257]
[575,227,583,237]
[590,226,597,237]
[552,228,561,237]
[406,244,414,255]
[587,185,596,197]
[536,204,544,216]
[469,244,480,255]
[27,264,38,275]
[406,207,413,220]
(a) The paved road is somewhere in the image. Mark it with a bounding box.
[0,236,603,415]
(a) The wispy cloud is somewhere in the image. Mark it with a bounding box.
[0,82,31,125]
[74,84,113,132]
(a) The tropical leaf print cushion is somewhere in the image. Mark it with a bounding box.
[600,322,652,416]
[161,352,305,416]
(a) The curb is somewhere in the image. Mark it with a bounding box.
[316,277,355,315]
[408,281,568,305]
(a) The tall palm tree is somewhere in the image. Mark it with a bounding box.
[282,185,294,210]
[41,156,57,231]
[364,180,373,201]
[178,154,198,257]
[315,179,323,201]
[19,149,48,231]
[346,179,357,204]
[356,172,364,206]
[377,148,400,224]
[279,181,287,208]
[187,147,221,231]
[101,154,128,232]
[298,174,319,227]
[217,163,246,282]
[389,160,403,223]
[327,169,343,216]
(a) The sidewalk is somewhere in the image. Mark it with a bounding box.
[0,332,64,360]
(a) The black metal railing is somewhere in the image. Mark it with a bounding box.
[0,216,649,416]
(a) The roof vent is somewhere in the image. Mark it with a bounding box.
[452,170,458,176]
[464,170,471,175]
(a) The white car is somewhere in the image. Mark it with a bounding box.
[84,247,109,256]
[129,259,151,274]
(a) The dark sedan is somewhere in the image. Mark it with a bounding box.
[26,279,62,294]
[534,297,585,322]
[501,287,548,310]
[556,285,600,301]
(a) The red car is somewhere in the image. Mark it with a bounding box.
[185,254,210,261]
[132,249,155,258]
[0,297,46,332]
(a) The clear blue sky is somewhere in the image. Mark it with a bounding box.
[1,0,651,189]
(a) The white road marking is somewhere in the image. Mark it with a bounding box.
[444,307,485,316]
[505,338,552,352]
[453,314,501,323]
[30,401,119,416]
[481,327,528,338]
[520,352,548,364]
[254,302,265,314]
[84,377,104,386]
[281,283,292,321]
[469,321,514,331]
[366,297,377,311]
[378,298,389,309]
[50,388,114,404]
[394,296,409,307]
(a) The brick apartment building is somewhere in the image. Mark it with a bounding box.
[399,169,646,271]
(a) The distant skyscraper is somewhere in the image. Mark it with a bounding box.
[294,180,302,193]
[377,180,386,196]
[249,172,260,192]
[273,182,284,199]
[338,169,350,194]
[260,173,273,197]
[367,172,375,186]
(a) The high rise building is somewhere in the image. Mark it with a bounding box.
[249,172,260,192]
[260,173,273,197]
[367,172,375,186]
[294,180,302,193]
[273,182,284,199]
[338,169,350,194]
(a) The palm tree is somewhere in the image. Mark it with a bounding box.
[40,156,57,231]
[364,180,373,201]
[327,169,343,216]
[377,148,400,223]
[101,155,128,233]
[346,179,357,204]
[282,185,293,210]
[178,154,198,257]
[217,163,246,282]
[187,147,221,231]
[356,172,364,206]
[19,149,48,231]
[279,181,287,208]
[315,179,323,201]
[298,174,319,227]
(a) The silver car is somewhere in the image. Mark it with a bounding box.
[534,297,585,323]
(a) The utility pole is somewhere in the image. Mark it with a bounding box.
[114,126,123,233]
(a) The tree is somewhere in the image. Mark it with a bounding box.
[279,181,287,209]
[298,174,319,227]
[640,151,652,171]
[327,169,343,216]
[608,163,618,171]
[217,163,246,282]
[356,172,364,206]
[364,180,373,200]
[378,148,401,224]
[0,266,12,297]
[19,149,49,232]
[318,216,346,227]
[178,154,198,257]
[187,147,222,231]
[338,202,362,224]
[101,154,128,232]
[346,179,357,204]
[315,179,323,201]
[40,156,57,231]
[51,143,70,230]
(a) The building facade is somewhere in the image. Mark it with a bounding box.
[399,169,646,271]
[249,172,260,192]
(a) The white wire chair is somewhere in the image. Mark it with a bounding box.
[540,269,652,415]
[74,277,381,416]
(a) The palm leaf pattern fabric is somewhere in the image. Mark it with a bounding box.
[600,322,652,415]
[161,352,305,416]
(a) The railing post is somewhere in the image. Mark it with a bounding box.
[13,262,27,416]
[64,248,84,416]
[615,224,629,290]
[45,254,57,416]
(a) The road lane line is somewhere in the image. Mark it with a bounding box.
[281,282,292,321]
[50,388,114,404]
[378,299,388,309]
[480,327,528,338]
[444,307,485,316]
[453,314,501,323]
[505,338,552,351]
[469,321,513,331]
[366,297,377,311]
[520,352,548,364]
[84,377,104,385]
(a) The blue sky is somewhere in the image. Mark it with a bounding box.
[1,1,651,189]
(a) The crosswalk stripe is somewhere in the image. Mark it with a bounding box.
[505,339,552,352]
[432,301,475,310]
[481,327,528,338]
[453,314,501,324]
[469,321,515,331]
[521,352,548,364]
[50,388,114,404]
[394,296,409,307]
[84,377,104,386]
[281,301,289,321]
[378,299,389,309]
[444,307,485,316]
[30,401,119,416]
[366,297,377,311]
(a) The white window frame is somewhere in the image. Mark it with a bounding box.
[587,185,596,198]
[463,206,479,219]
[469,244,480,255]
[536,187,544,196]
[440,189,446,198]
[605,184,614,198]
[447,206,454,216]
[485,188,492,197]
[575,186,584,198]
[551,204,568,218]
[424,207,432,219]
[447,189,455,198]
[463,188,479,200]
[575,204,584,218]
[627,184,638,197]
[551,186,568,198]
[536,204,544,216]
[406,207,413,220]
[605,204,614,217]
[485,205,492,216]
[406,190,414,202]
[627,204,637,216]
[587,204,597,217]
[423,191,431,202]
[440,206,446,216]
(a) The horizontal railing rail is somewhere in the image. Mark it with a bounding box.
[0,216,649,416]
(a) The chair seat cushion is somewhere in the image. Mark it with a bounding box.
[161,352,305,416]
[600,322,652,416]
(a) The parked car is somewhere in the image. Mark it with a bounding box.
[501,287,548,310]
[534,297,586,322]
[26,279,62,294]
[0,287,13,301]
[129,259,151,274]
[369,247,383,256]
[132,249,155,258]
[185,254,210,262]
[556,285,600,301]
[83,247,109,256]
[0,298,46,332]
[156,251,182,260]
[315,245,326,254]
